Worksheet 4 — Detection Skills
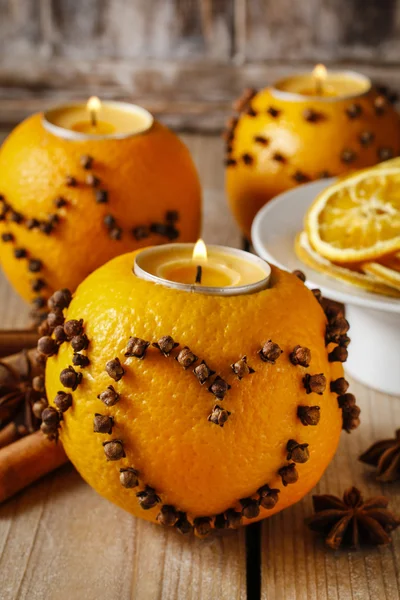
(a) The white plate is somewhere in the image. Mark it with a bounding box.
[251,179,400,314]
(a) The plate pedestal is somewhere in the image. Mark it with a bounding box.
[345,305,400,396]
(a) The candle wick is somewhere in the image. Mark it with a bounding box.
[315,78,323,96]
[195,265,202,284]
[90,110,97,128]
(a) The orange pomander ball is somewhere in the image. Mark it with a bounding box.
[225,87,400,237]
[0,114,201,314]
[42,251,359,536]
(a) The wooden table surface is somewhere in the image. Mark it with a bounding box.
[0,134,399,600]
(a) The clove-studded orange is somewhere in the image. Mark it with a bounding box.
[43,251,359,534]
[225,86,400,237]
[0,114,201,313]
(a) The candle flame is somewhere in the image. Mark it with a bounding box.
[87,96,101,113]
[313,64,327,82]
[192,239,207,263]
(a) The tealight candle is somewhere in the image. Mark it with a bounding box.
[273,65,371,100]
[43,97,154,140]
[134,241,270,295]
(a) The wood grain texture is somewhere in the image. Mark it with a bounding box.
[50,0,233,60]
[1,0,400,62]
[242,0,400,62]
[0,464,246,600]
[0,134,399,599]
[0,0,233,60]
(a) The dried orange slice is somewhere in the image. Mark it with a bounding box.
[362,255,400,291]
[374,157,400,170]
[295,232,400,298]
[305,168,400,263]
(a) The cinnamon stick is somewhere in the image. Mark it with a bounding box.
[0,431,68,503]
[0,329,39,358]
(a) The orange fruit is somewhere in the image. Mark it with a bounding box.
[305,167,400,264]
[0,114,201,313]
[43,249,357,534]
[225,88,400,238]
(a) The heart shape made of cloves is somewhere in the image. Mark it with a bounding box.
[43,250,352,533]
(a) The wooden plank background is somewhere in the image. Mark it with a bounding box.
[0,131,399,599]
[1,0,400,131]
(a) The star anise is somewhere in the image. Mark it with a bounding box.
[359,429,400,483]
[0,351,40,430]
[307,487,400,550]
[0,350,44,446]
